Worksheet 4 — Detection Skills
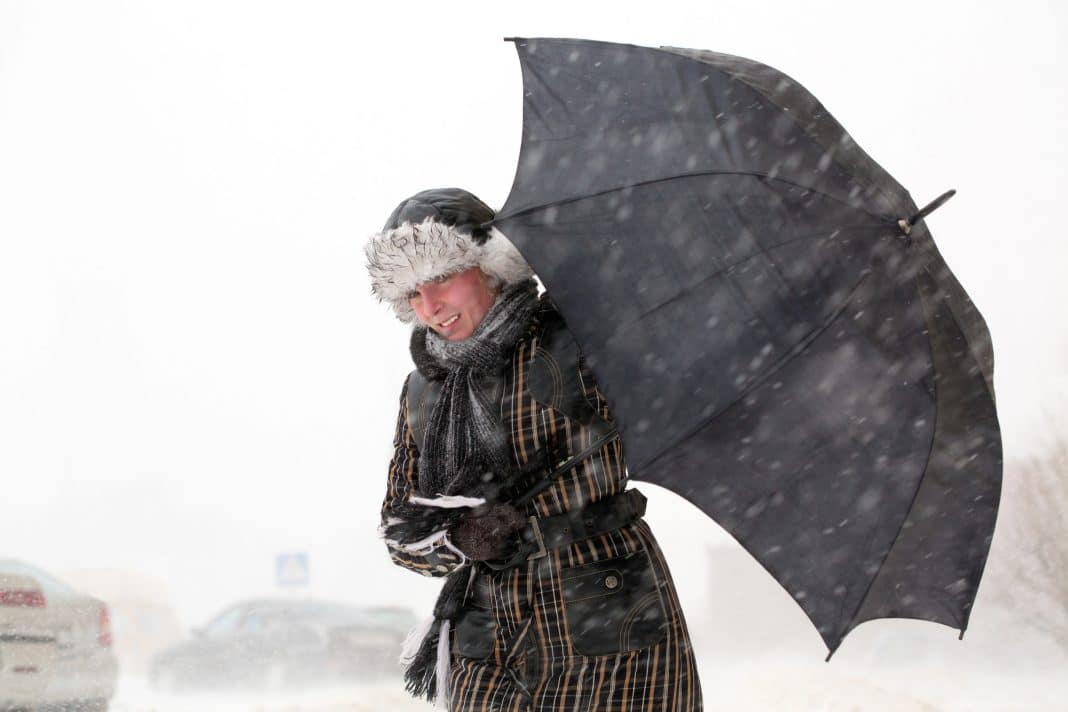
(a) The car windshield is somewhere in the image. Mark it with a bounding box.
[0,559,78,597]
[201,605,246,638]
[199,600,375,637]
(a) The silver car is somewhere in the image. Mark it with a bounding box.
[0,559,118,711]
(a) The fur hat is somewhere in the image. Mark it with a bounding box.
[364,188,534,323]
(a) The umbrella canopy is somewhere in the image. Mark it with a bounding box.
[491,37,1001,656]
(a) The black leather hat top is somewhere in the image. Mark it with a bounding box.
[382,188,495,244]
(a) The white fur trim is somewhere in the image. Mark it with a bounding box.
[364,218,533,323]
[484,225,534,290]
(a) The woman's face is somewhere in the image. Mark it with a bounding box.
[409,267,498,341]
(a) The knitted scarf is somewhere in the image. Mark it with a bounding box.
[417,278,540,498]
[392,279,540,704]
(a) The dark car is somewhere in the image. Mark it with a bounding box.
[147,598,414,693]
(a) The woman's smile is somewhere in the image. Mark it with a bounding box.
[409,267,498,341]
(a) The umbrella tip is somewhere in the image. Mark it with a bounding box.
[899,188,958,239]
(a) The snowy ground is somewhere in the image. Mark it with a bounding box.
[106,558,1068,711]
[110,659,1068,712]
[111,677,427,712]
[702,660,1068,712]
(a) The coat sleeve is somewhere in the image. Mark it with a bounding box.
[379,374,467,577]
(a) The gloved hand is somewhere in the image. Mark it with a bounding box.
[449,503,528,561]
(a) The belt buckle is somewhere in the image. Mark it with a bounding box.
[526,516,547,560]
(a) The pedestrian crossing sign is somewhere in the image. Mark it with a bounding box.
[275,552,309,587]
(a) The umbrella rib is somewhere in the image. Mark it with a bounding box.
[612,221,889,351]
[920,263,998,408]
[632,271,873,477]
[629,270,874,655]
[493,170,890,226]
[824,270,949,655]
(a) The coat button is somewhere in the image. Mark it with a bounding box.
[604,574,620,590]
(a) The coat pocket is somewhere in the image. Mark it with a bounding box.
[560,549,668,656]
[453,608,496,661]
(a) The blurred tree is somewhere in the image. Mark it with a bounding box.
[987,436,1068,653]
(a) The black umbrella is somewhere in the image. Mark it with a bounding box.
[489,37,1001,657]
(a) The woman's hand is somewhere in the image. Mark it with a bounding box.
[449,503,528,561]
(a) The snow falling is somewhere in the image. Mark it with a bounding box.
[2,1,1066,710]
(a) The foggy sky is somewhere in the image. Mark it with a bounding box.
[1,0,1065,629]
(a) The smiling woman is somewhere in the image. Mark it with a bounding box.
[363,188,702,711]
[407,268,499,342]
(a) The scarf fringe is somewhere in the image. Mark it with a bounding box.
[401,568,468,704]
[387,528,451,556]
[435,619,452,708]
[399,614,435,666]
[379,502,467,552]
[403,621,440,701]
[410,494,486,508]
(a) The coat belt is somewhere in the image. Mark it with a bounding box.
[480,488,647,572]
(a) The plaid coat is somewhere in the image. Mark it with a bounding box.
[382,300,703,711]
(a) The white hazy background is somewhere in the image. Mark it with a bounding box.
[2,1,1067,709]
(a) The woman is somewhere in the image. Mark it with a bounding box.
[367,188,703,711]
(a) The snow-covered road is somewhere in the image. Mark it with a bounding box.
[111,661,1068,712]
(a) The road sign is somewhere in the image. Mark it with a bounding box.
[275,552,309,587]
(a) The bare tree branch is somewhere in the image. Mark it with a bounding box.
[985,440,1068,652]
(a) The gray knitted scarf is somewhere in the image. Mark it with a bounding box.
[416,279,540,498]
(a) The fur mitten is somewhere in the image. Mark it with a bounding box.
[449,503,528,561]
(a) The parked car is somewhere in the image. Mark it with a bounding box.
[0,559,118,711]
[148,598,415,693]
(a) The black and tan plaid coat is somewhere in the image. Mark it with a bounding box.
[382,300,703,711]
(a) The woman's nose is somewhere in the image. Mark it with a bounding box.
[421,285,444,314]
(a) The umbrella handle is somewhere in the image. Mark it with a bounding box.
[898,189,957,237]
